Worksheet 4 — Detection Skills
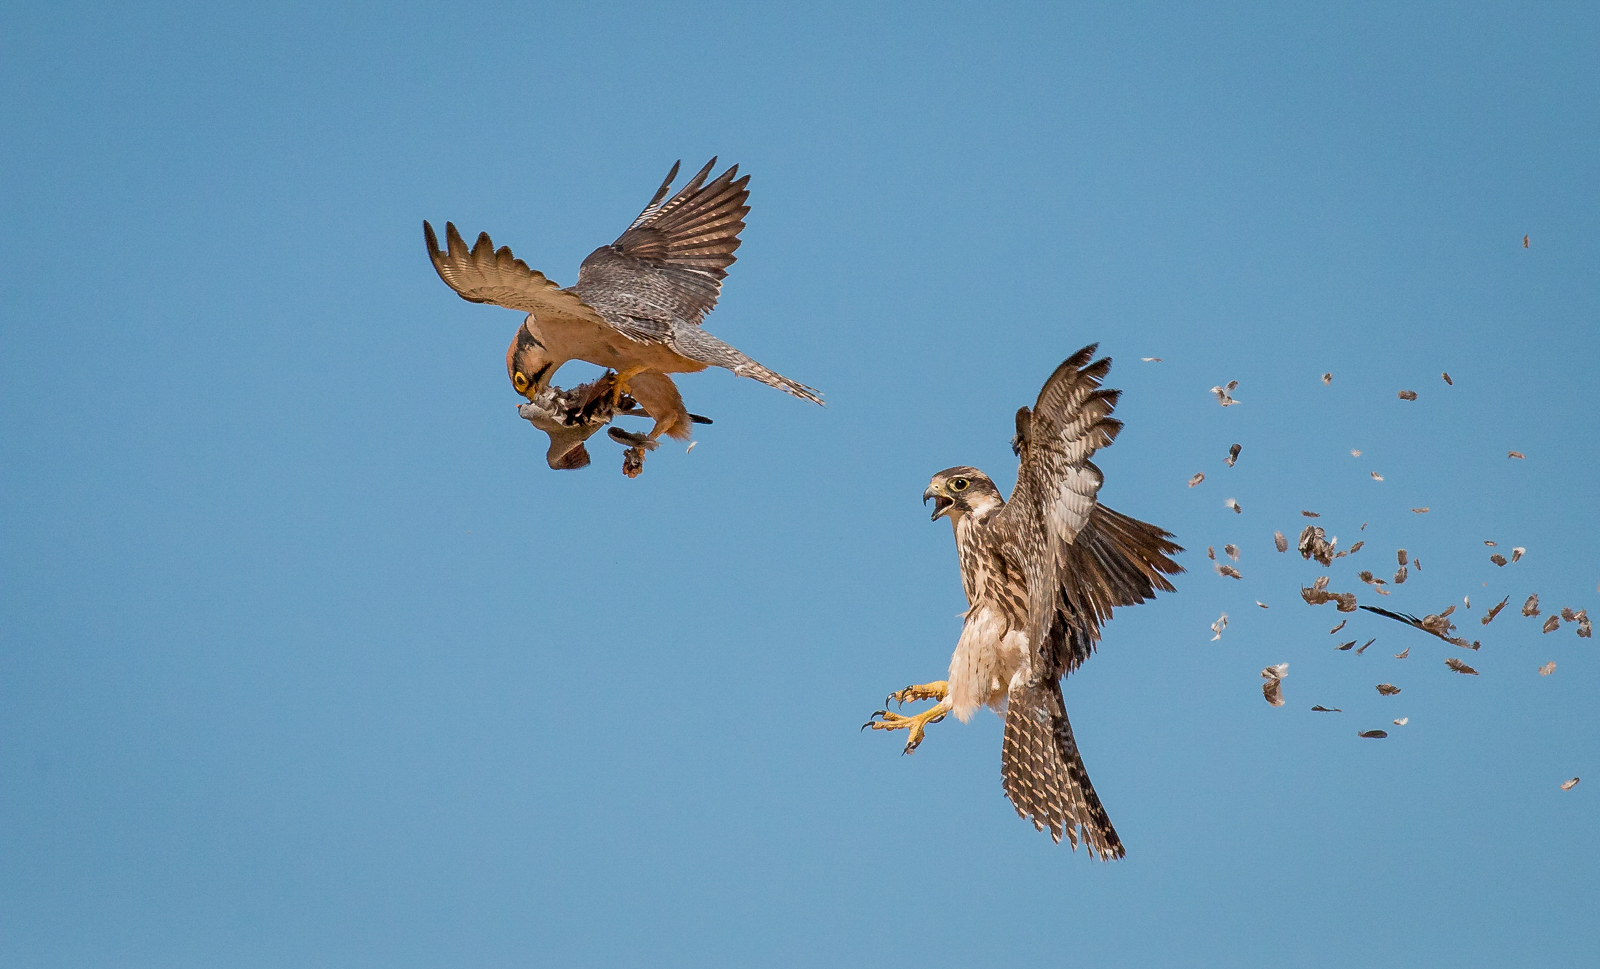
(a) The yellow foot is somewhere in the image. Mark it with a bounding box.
[609,366,649,407]
[862,699,950,755]
[885,680,948,707]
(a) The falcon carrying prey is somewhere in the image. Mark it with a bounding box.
[424,159,822,474]
[864,347,1182,858]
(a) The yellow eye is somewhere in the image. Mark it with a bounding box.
[949,478,970,492]
[513,371,530,393]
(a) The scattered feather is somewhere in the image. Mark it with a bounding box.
[1361,604,1481,649]
[1274,530,1289,553]
[1522,594,1540,617]
[1445,658,1479,675]
[1398,390,1418,401]
[1376,683,1401,696]
[1210,382,1240,406]
[1441,372,1452,385]
[1215,563,1243,580]
[1301,510,1321,518]
[1257,601,1269,609]
[1303,587,1358,612]
[1351,448,1362,457]
[1336,640,1356,651]
[1329,619,1347,635]
[1562,777,1580,791]
[1482,596,1510,625]
[1412,507,1430,514]
[1356,638,1376,654]
[1371,471,1384,481]
[1226,443,1241,467]
[1261,664,1288,707]
[1225,544,1240,561]
[1393,717,1409,726]
[1210,613,1228,641]
[1394,647,1409,659]
[1508,450,1525,459]
[1490,554,1508,567]
[1207,546,1216,560]
[1141,357,1162,362]
[1359,730,1389,739]
[1322,372,1332,385]
[1540,662,1557,676]
[1511,547,1525,563]
[1311,705,1341,712]
[1542,616,1561,634]
[1188,472,1205,487]
[1225,497,1242,514]
[1299,526,1336,566]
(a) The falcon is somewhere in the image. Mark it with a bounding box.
[424,159,822,472]
[863,347,1182,858]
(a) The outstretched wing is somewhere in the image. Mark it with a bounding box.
[423,220,605,327]
[574,158,751,329]
[990,348,1181,855]
[996,346,1128,664]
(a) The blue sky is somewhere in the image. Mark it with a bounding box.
[3,2,1598,966]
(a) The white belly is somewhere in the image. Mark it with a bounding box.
[947,602,1027,721]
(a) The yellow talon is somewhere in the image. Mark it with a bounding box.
[862,682,951,754]
[886,680,949,707]
[609,365,649,407]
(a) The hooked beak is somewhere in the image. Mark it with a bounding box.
[923,486,954,522]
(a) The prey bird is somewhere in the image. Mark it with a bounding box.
[862,346,1182,858]
[424,159,822,473]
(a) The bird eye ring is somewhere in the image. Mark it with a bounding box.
[513,371,530,393]
[950,478,970,492]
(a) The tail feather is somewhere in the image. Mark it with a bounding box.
[667,326,824,404]
[1001,681,1124,860]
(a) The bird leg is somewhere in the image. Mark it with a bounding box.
[609,365,650,408]
[862,681,951,754]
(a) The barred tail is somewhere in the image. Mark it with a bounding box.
[1001,681,1125,860]
[667,326,824,405]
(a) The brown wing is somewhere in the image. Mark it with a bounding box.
[994,345,1180,677]
[574,158,751,328]
[1050,504,1183,673]
[423,220,605,326]
[988,348,1179,857]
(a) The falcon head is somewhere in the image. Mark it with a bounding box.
[506,321,556,400]
[924,467,1004,523]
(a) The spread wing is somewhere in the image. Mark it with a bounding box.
[995,345,1183,676]
[574,158,751,331]
[990,347,1181,857]
[423,220,605,327]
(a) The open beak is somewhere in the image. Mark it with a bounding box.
[923,486,954,522]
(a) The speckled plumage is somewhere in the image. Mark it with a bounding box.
[925,347,1182,859]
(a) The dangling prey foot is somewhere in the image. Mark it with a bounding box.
[862,699,951,755]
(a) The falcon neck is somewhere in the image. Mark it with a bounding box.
[950,496,1005,538]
